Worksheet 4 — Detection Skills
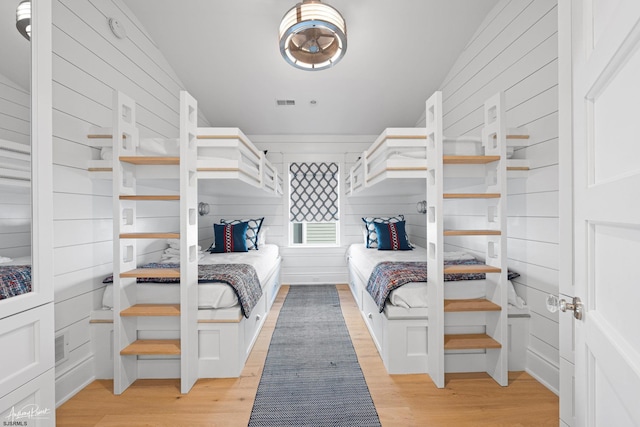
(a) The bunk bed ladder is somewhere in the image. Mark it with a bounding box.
[112,91,198,395]
[425,91,445,388]
[426,91,509,388]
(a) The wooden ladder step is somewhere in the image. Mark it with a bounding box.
[444,299,501,312]
[443,155,500,164]
[121,268,180,279]
[444,264,501,275]
[120,339,181,355]
[444,333,501,350]
[121,304,180,317]
[119,156,179,165]
[120,232,180,239]
[444,193,501,199]
[444,230,501,236]
[119,195,180,201]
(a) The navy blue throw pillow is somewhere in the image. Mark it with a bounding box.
[210,222,249,253]
[373,221,412,251]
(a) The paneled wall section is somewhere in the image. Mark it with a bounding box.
[51,0,208,406]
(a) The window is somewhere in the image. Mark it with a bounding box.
[289,162,339,246]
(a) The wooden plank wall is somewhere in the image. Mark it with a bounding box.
[0,73,31,259]
[51,0,208,406]
[413,0,560,392]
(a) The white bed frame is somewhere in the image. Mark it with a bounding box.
[87,126,283,197]
[344,128,530,197]
[91,257,281,379]
[87,92,283,392]
[347,258,529,375]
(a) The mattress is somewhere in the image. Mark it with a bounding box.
[102,244,279,309]
[346,243,525,309]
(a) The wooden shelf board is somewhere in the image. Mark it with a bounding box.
[444,299,501,312]
[443,155,500,164]
[119,195,180,201]
[120,339,181,355]
[121,268,180,279]
[120,232,180,239]
[121,304,180,317]
[444,333,501,350]
[444,264,501,274]
[444,230,501,236]
[443,193,501,199]
[507,166,530,171]
[119,156,179,165]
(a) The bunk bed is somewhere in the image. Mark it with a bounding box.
[87,127,282,197]
[345,91,530,387]
[344,127,529,197]
[88,92,282,393]
[346,243,529,374]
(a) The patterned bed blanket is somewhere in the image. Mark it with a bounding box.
[0,265,32,300]
[103,263,262,318]
[366,259,520,312]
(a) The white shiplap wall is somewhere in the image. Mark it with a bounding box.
[0,73,31,259]
[427,0,560,392]
[51,0,208,405]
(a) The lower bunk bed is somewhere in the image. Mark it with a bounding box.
[91,243,281,379]
[346,243,529,375]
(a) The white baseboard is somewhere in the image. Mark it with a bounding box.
[55,355,95,407]
[526,349,560,395]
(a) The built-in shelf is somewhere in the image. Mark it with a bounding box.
[444,264,501,275]
[444,333,501,350]
[444,299,501,312]
[443,155,500,164]
[119,195,180,201]
[119,156,179,165]
[120,268,180,279]
[120,304,181,317]
[120,339,181,355]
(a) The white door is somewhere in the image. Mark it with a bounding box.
[571,0,640,426]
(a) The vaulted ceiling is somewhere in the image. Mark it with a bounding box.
[123,0,498,136]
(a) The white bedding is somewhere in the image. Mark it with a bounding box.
[346,243,525,309]
[102,244,279,309]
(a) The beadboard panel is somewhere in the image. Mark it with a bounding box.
[0,72,31,259]
[0,73,29,144]
[50,0,209,400]
[437,0,560,390]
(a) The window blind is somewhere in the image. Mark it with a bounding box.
[289,162,339,222]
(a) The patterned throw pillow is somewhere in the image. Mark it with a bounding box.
[220,217,264,250]
[362,215,408,248]
[210,222,249,253]
[373,221,412,250]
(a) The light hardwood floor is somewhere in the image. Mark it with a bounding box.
[56,285,559,426]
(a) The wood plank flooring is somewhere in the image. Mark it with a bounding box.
[56,285,559,426]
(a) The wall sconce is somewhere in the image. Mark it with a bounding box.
[416,200,427,214]
[16,0,31,41]
[198,202,210,216]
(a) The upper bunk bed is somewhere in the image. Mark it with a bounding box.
[344,127,529,197]
[0,138,30,189]
[87,126,282,198]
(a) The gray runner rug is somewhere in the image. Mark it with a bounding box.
[248,285,381,427]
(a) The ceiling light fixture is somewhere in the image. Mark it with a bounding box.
[16,0,31,41]
[279,0,347,71]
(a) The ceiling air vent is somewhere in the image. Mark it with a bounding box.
[276,99,296,106]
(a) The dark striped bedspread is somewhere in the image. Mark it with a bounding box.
[103,263,262,318]
[0,265,31,300]
[366,259,520,312]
